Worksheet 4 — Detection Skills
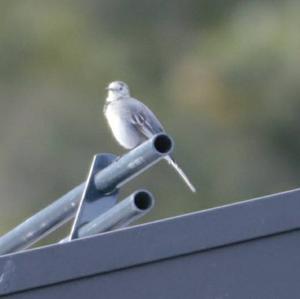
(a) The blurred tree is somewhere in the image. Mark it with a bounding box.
[0,0,299,246]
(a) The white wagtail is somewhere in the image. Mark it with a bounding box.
[103,81,196,192]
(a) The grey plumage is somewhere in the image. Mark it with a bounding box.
[104,81,196,192]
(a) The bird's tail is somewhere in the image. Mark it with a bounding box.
[165,156,196,193]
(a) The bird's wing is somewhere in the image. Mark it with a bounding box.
[131,111,156,138]
[130,102,164,139]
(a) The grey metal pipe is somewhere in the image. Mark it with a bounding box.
[0,183,84,256]
[0,134,173,255]
[69,190,154,239]
[94,133,173,192]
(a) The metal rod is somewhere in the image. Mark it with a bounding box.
[94,133,173,192]
[0,134,173,255]
[0,183,84,256]
[60,190,154,242]
[78,190,154,237]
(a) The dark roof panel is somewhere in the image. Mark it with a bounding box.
[1,188,300,298]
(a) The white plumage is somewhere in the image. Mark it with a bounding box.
[104,81,196,193]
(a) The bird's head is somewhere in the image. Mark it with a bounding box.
[106,81,130,101]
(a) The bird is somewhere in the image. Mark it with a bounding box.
[103,81,196,192]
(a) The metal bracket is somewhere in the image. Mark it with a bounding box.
[69,153,118,240]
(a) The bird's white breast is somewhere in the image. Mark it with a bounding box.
[105,102,141,149]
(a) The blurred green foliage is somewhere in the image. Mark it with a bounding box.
[0,1,300,245]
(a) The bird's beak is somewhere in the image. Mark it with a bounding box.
[106,86,115,91]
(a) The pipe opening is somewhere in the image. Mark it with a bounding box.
[134,191,152,210]
[153,134,172,154]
